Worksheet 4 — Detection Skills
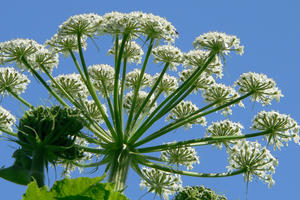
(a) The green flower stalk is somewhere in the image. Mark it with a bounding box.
[0,11,299,200]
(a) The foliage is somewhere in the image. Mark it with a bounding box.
[173,185,227,200]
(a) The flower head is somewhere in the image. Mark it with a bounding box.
[227,140,278,187]
[153,73,178,96]
[140,167,182,200]
[0,106,16,133]
[183,50,223,78]
[50,73,89,99]
[125,69,152,90]
[193,32,244,56]
[161,143,200,170]
[108,40,144,64]
[166,101,207,129]
[79,100,107,124]
[152,45,183,70]
[58,13,102,37]
[0,67,30,96]
[124,91,157,115]
[251,110,299,150]
[179,70,215,93]
[88,64,115,97]
[202,83,243,115]
[234,72,283,106]
[206,119,244,149]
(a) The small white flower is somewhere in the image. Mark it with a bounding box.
[123,91,157,115]
[166,100,206,129]
[108,40,144,64]
[206,119,244,149]
[161,143,200,170]
[78,100,107,124]
[140,167,182,200]
[152,73,178,96]
[193,32,244,56]
[251,110,299,150]
[50,73,89,99]
[183,50,223,78]
[227,140,277,187]
[125,68,152,90]
[0,67,30,96]
[234,72,283,106]
[0,106,16,133]
[152,45,183,70]
[88,64,115,97]
[179,70,215,93]
[58,13,103,37]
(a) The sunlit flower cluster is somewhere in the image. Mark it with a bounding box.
[123,91,157,115]
[193,32,244,56]
[166,101,207,129]
[125,68,152,89]
[152,45,182,70]
[251,110,299,150]
[108,40,144,64]
[57,13,103,37]
[234,72,283,106]
[227,140,278,187]
[79,100,107,123]
[179,70,215,92]
[140,167,182,200]
[88,64,115,97]
[0,106,16,133]
[161,143,199,170]
[183,50,223,78]
[206,119,244,149]
[203,83,243,115]
[0,67,30,96]
[50,73,89,99]
[153,73,178,96]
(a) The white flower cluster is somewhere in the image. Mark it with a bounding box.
[179,70,215,93]
[234,72,283,106]
[202,83,243,116]
[160,143,200,170]
[166,100,207,129]
[80,100,107,124]
[108,40,144,64]
[193,32,244,56]
[125,68,152,89]
[0,67,30,96]
[0,39,59,72]
[206,119,244,149]
[183,50,223,78]
[45,34,87,57]
[88,64,115,97]
[153,73,178,96]
[251,110,300,150]
[152,45,183,70]
[140,167,182,200]
[227,140,278,187]
[0,106,16,133]
[123,91,157,115]
[50,73,89,99]
[58,13,103,37]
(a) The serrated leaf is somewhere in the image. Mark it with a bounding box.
[22,181,54,200]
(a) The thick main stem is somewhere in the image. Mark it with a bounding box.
[108,149,131,192]
[29,147,45,187]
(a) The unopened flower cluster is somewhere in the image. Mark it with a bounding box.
[0,106,16,133]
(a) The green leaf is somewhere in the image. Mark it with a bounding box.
[22,181,54,200]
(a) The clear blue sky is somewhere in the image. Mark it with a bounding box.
[0,0,299,199]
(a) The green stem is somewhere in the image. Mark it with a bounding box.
[129,52,216,144]
[69,50,87,84]
[21,57,68,107]
[141,160,246,178]
[77,34,117,140]
[134,92,251,147]
[30,147,45,187]
[125,38,155,137]
[6,88,33,109]
[119,58,128,134]
[0,127,18,137]
[137,130,271,153]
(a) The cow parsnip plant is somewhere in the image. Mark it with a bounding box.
[0,11,299,200]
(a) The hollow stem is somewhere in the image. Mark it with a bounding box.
[30,147,45,187]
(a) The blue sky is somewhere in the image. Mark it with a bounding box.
[0,0,299,199]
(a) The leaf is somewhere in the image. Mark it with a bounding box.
[22,181,54,200]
